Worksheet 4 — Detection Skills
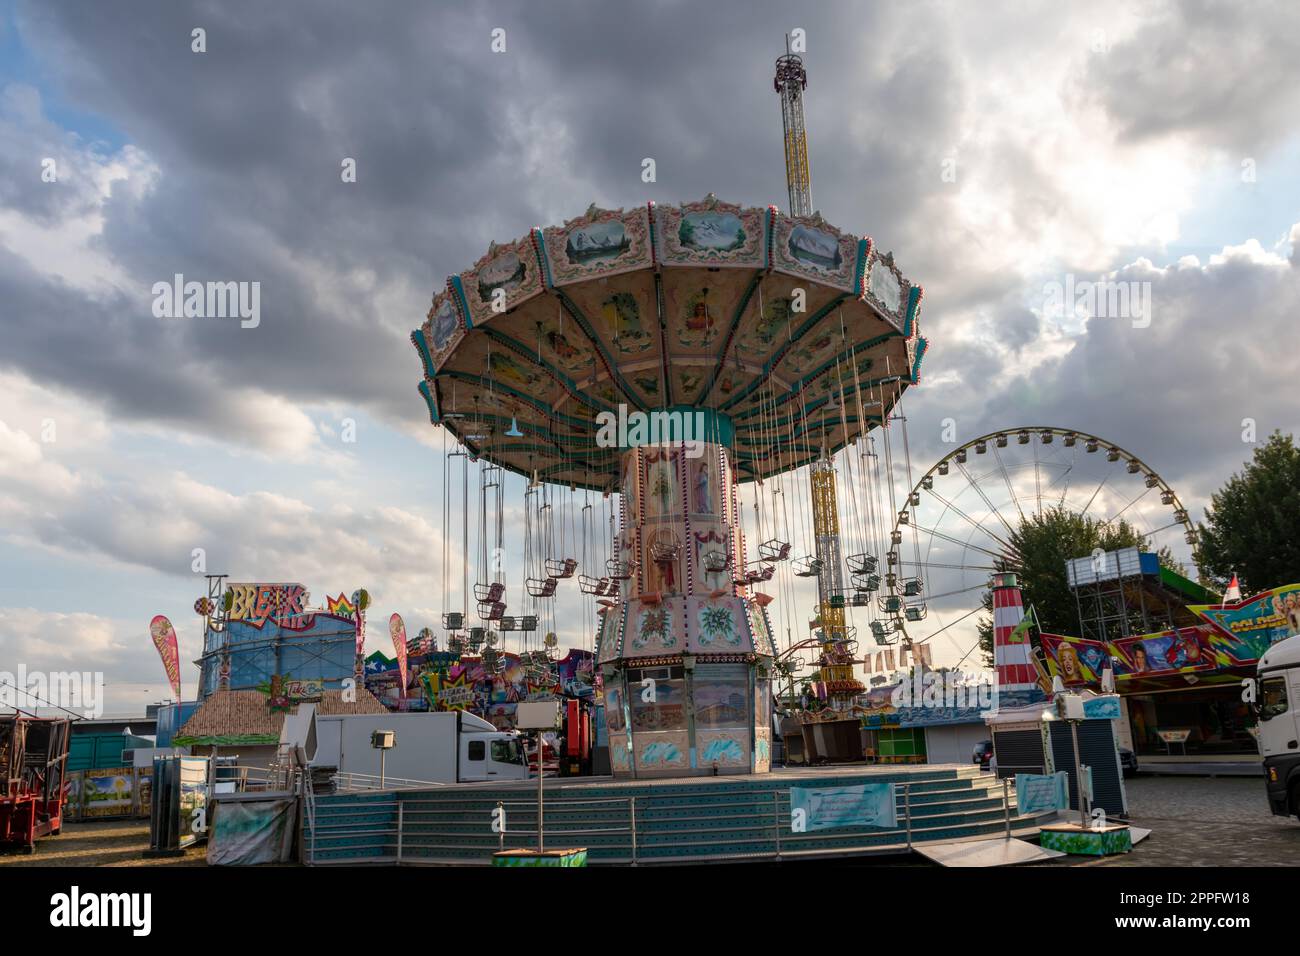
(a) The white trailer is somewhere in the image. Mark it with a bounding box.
[1258,633,1300,820]
[309,710,528,786]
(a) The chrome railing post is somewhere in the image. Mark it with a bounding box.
[773,790,782,861]
[629,796,638,866]
[903,783,913,849]
[1002,777,1012,838]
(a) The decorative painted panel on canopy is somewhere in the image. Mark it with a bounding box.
[597,595,777,661]
[412,195,928,489]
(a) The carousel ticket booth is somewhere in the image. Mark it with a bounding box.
[596,427,779,778]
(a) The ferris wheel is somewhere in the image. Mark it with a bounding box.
[882,426,1199,661]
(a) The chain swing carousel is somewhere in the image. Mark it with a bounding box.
[412,195,928,777]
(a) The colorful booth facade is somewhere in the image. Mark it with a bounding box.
[365,647,596,730]
[197,583,366,701]
[1040,584,1300,757]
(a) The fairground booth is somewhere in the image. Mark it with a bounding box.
[1039,548,1299,764]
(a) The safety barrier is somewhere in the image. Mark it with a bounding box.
[304,766,1052,866]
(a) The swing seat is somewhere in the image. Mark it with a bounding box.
[526,577,558,598]
[651,545,680,563]
[578,574,605,595]
[828,593,846,610]
[850,591,871,607]
[758,539,792,562]
[902,579,923,597]
[519,615,538,631]
[478,600,506,622]
[852,572,881,592]
[702,551,730,573]
[847,553,878,575]
[546,558,578,579]
[498,616,517,631]
[604,580,620,598]
[793,557,823,578]
[880,595,903,614]
[905,605,927,622]
[474,582,505,603]
[442,612,464,630]
[607,559,635,580]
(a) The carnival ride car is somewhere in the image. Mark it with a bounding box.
[0,715,72,853]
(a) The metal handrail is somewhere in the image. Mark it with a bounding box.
[332,772,447,791]
[307,772,1029,866]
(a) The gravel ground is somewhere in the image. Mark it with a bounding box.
[0,819,205,867]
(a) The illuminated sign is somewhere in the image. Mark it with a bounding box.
[226,583,313,629]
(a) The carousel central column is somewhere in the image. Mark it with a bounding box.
[595,408,779,778]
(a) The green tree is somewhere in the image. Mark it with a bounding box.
[1199,431,1300,595]
[975,506,1175,667]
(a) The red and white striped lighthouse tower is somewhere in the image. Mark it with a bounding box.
[991,572,1037,692]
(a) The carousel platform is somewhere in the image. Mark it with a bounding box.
[304,764,1057,866]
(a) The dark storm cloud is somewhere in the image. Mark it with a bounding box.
[0,0,1088,438]
[1082,0,1300,152]
[3,0,1300,487]
[940,249,1300,513]
[6,0,929,439]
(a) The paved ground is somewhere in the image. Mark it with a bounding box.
[1067,775,1300,867]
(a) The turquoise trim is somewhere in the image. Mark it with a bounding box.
[553,287,646,410]
[717,292,850,411]
[479,327,615,413]
[450,275,473,329]
[698,272,763,405]
[412,329,436,379]
[729,337,899,422]
[853,237,872,298]
[761,205,773,267]
[904,284,922,338]
[595,405,736,451]
[911,336,928,384]
[532,226,554,288]
[647,201,657,265]
[433,369,594,430]
[417,380,439,424]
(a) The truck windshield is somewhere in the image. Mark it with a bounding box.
[1259,676,1288,721]
[492,739,523,764]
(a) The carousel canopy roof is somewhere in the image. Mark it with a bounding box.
[412,195,928,489]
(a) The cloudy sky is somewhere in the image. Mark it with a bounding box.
[2,0,1298,715]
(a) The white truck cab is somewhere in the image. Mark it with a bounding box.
[1257,633,1300,820]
